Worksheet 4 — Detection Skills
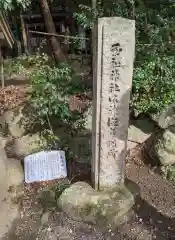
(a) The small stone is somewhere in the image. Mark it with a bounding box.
[47,227,52,232]
[69,229,72,234]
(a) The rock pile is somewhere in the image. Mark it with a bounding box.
[150,102,175,166]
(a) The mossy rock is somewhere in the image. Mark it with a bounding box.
[58,182,134,229]
[151,129,175,166]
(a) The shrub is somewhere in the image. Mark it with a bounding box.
[131,55,175,116]
[5,54,87,150]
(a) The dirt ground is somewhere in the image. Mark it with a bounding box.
[2,144,175,240]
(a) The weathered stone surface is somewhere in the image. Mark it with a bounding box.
[128,118,155,144]
[10,133,45,157]
[0,145,8,202]
[152,102,175,129]
[2,106,28,138]
[58,182,134,229]
[150,129,175,165]
[7,158,24,187]
[92,17,135,189]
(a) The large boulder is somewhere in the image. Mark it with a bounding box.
[150,129,175,166]
[58,182,134,229]
[10,133,46,158]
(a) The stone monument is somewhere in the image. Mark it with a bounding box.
[58,17,136,230]
[92,17,135,190]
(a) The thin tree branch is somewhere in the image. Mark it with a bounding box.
[29,30,90,40]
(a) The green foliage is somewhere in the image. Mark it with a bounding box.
[30,63,74,121]
[74,4,96,29]
[6,53,86,149]
[0,0,31,10]
[75,0,175,116]
[29,57,85,124]
[4,53,50,77]
[132,55,175,116]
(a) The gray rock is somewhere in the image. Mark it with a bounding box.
[152,102,175,129]
[0,146,8,202]
[2,106,28,138]
[150,129,175,165]
[128,118,155,144]
[10,133,46,158]
[58,181,134,229]
[7,158,24,187]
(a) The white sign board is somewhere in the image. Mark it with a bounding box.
[24,151,67,183]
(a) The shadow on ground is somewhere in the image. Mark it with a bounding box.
[134,196,175,240]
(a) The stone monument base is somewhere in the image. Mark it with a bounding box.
[58,182,135,230]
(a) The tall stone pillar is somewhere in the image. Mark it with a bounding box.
[92,17,135,190]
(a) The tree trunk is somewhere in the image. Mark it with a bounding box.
[39,0,66,62]
[20,14,28,54]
